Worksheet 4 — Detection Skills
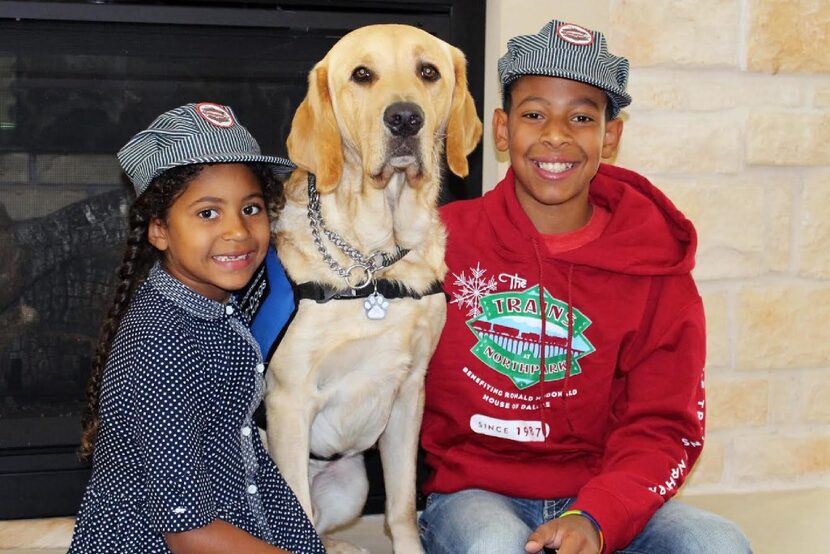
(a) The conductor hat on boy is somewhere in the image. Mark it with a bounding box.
[118,102,295,196]
[497,19,632,118]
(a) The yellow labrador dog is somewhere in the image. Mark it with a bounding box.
[265,24,481,553]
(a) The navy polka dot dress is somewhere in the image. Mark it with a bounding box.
[69,264,325,553]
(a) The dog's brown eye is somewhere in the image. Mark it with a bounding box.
[351,66,373,83]
[419,63,440,82]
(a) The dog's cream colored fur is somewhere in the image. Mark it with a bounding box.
[265,24,481,553]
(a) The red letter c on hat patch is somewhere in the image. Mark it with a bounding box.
[557,23,594,46]
[196,102,236,128]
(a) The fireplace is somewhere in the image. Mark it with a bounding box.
[0,0,484,519]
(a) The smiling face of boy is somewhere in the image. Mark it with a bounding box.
[493,75,623,235]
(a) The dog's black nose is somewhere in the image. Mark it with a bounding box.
[384,102,424,137]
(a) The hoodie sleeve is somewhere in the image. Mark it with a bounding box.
[569,275,706,552]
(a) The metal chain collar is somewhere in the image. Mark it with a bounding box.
[306,173,409,290]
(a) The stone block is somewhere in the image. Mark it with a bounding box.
[747,0,830,73]
[804,373,830,424]
[660,176,792,280]
[686,434,724,486]
[747,111,830,166]
[736,285,830,369]
[733,434,830,482]
[767,374,802,425]
[617,113,742,174]
[798,170,830,277]
[815,85,830,108]
[609,0,740,67]
[706,379,768,430]
[764,182,794,273]
[627,70,804,112]
[768,369,830,424]
[701,289,730,369]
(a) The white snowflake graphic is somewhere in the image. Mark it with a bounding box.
[450,262,498,317]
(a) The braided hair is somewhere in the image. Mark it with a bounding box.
[78,162,284,460]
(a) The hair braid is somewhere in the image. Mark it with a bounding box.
[78,206,153,459]
[78,165,202,460]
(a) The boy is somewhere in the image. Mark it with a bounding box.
[418,20,752,553]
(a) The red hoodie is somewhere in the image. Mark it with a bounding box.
[421,164,706,552]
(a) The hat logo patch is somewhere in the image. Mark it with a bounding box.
[196,103,235,128]
[557,23,594,46]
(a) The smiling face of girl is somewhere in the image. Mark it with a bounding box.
[148,163,271,302]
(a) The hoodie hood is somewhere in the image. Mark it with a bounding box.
[485,164,696,276]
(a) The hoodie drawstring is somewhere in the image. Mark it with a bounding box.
[563,263,575,432]
[532,238,576,439]
[532,239,549,441]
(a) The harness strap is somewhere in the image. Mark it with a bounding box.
[295,279,445,303]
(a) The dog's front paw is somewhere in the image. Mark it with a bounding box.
[322,537,370,554]
[391,533,425,554]
[364,291,389,320]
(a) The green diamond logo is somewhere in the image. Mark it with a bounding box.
[467,285,594,390]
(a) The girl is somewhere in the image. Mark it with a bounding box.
[69,103,325,554]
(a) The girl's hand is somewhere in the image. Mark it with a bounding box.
[525,514,601,554]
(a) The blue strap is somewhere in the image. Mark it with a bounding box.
[238,246,296,361]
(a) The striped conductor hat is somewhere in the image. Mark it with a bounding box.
[497,20,632,118]
[118,102,294,196]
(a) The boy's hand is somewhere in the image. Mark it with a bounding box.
[525,514,601,554]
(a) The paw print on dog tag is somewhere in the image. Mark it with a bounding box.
[364,291,389,320]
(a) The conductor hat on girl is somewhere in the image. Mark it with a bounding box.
[69,103,325,553]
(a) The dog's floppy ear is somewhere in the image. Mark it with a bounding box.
[287,63,343,192]
[445,47,483,178]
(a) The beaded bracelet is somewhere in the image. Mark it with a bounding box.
[559,509,605,553]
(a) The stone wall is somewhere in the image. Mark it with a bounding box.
[485,0,830,493]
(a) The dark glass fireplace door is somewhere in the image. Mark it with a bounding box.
[0,1,484,519]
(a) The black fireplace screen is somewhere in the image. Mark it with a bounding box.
[0,0,483,519]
